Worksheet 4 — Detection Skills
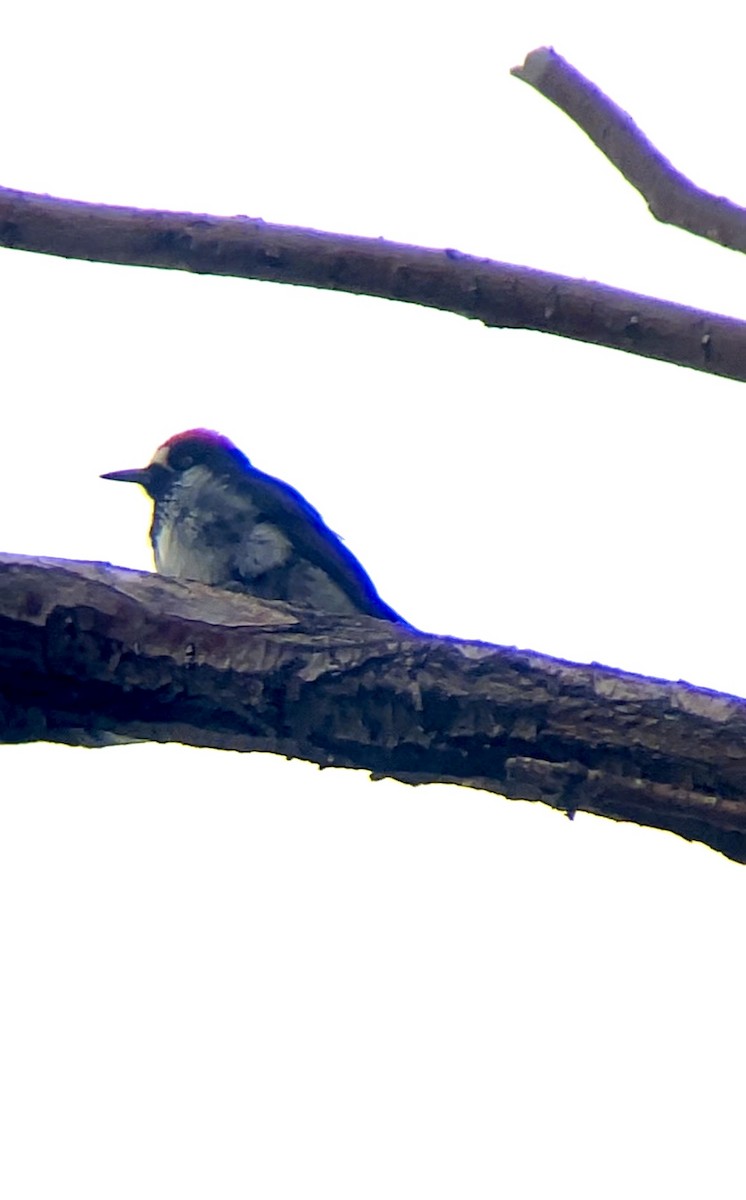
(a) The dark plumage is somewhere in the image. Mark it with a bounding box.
[102,429,404,622]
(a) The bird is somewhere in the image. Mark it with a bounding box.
[102,428,405,622]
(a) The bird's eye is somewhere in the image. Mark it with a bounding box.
[170,449,195,471]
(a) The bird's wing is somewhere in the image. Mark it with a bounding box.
[239,466,404,623]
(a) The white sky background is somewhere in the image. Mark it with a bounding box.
[2,2,746,1196]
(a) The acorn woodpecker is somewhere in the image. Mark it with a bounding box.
[102,429,404,622]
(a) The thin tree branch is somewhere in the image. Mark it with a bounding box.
[512,46,746,253]
[0,184,744,379]
[2,552,746,863]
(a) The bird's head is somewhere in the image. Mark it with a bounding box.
[101,429,250,498]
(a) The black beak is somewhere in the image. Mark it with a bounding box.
[101,467,152,487]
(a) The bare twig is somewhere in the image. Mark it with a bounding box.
[0,184,744,379]
[3,552,746,862]
[512,47,746,253]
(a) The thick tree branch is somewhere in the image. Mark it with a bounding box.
[512,47,746,253]
[0,185,744,380]
[2,552,746,863]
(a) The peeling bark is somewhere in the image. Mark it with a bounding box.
[2,553,746,862]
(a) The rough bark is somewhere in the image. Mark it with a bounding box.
[0,184,743,380]
[2,552,746,863]
[512,47,746,253]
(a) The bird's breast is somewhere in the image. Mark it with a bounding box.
[153,466,294,585]
[150,465,366,614]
